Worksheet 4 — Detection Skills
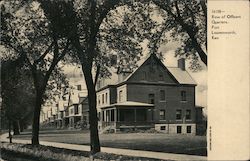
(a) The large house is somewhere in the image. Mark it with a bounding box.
[89,54,197,134]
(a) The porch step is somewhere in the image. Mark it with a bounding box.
[100,125,115,134]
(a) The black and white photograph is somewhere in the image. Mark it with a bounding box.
[0,0,249,160]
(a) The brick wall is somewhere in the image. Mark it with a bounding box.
[127,84,196,124]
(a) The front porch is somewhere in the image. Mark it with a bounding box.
[99,101,154,132]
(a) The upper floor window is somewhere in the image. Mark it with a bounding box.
[97,80,101,89]
[176,109,182,120]
[70,108,74,115]
[181,91,187,101]
[160,90,165,101]
[119,90,123,102]
[159,109,166,120]
[105,93,108,104]
[98,95,100,105]
[102,93,104,104]
[74,104,79,114]
[77,85,81,91]
[186,109,191,120]
[159,73,164,81]
[148,94,155,104]
[142,71,147,80]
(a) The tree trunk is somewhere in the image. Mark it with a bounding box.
[20,120,24,132]
[8,119,12,143]
[31,92,42,145]
[13,120,20,135]
[82,65,100,155]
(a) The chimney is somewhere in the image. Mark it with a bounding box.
[178,58,185,71]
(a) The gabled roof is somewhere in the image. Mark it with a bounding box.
[168,67,196,85]
[123,54,196,85]
[97,54,196,91]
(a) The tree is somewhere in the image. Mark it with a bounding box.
[1,1,69,145]
[38,0,156,154]
[151,0,207,68]
[1,57,35,135]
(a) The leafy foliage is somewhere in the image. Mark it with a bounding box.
[150,0,207,70]
[1,57,35,128]
[1,0,70,144]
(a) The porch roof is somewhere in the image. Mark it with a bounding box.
[100,101,154,109]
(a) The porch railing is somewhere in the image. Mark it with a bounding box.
[101,121,154,129]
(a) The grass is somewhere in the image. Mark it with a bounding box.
[0,142,166,161]
[13,129,207,156]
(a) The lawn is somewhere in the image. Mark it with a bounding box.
[13,129,207,156]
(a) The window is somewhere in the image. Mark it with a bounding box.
[74,105,79,114]
[142,71,147,80]
[97,80,101,89]
[187,126,192,133]
[177,126,182,134]
[102,94,104,104]
[159,109,166,120]
[102,111,105,121]
[119,90,123,102]
[160,90,165,101]
[181,91,186,101]
[176,109,182,120]
[62,96,66,101]
[105,93,108,104]
[111,109,115,121]
[186,109,191,120]
[70,108,74,115]
[98,112,101,121]
[160,126,166,130]
[77,85,81,91]
[159,73,164,81]
[98,95,100,105]
[148,94,155,104]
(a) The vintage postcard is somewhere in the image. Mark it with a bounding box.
[0,0,249,160]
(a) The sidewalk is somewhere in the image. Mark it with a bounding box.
[1,133,207,161]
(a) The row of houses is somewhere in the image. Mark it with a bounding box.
[40,54,205,135]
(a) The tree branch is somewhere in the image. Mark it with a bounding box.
[93,65,100,87]
[34,42,54,64]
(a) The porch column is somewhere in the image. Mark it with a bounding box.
[151,108,154,121]
[104,110,106,122]
[114,108,117,122]
[117,108,120,122]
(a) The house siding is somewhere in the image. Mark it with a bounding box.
[128,56,177,84]
[127,84,196,124]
